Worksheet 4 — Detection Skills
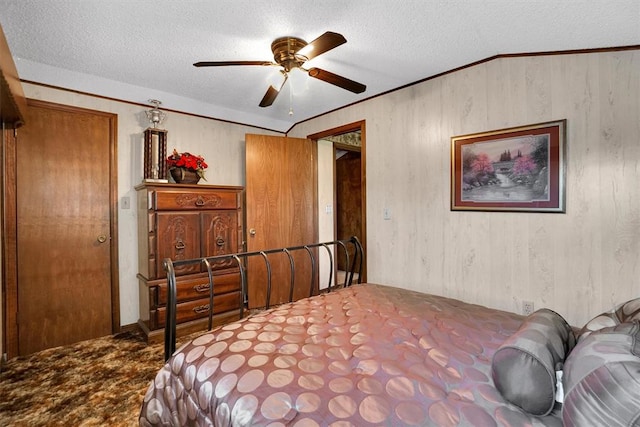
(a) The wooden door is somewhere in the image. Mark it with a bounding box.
[336,151,362,270]
[16,100,117,355]
[245,134,317,308]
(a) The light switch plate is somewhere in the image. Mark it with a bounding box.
[121,196,131,209]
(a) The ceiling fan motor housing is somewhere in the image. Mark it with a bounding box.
[271,37,308,71]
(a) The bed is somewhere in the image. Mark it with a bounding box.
[140,237,640,426]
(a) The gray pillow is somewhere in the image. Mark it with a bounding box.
[491,308,576,416]
[562,321,640,427]
[579,297,640,340]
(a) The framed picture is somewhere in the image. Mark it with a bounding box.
[451,120,566,212]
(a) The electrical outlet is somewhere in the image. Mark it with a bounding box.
[522,300,535,316]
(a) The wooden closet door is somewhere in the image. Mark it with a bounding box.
[245,134,317,308]
[16,100,117,355]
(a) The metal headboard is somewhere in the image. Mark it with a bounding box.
[163,236,364,361]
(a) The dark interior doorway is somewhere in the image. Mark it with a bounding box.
[335,147,362,271]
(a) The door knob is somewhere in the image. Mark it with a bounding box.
[249,228,256,236]
[97,235,108,243]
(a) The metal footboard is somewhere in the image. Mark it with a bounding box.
[163,236,364,361]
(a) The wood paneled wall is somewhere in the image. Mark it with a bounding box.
[289,50,640,327]
[16,49,639,329]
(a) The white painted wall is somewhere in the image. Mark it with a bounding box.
[289,50,640,327]
[20,83,281,327]
[317,139,335,289]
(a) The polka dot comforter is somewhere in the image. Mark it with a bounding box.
[140,283,563,426]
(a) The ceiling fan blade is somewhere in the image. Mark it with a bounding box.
[259,72,288,107]
[259,86,279,107]
[307,68,366,94]
[296,31,346,61]
[193,61,274,67]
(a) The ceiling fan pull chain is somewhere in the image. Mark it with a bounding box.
[289,78,294,116]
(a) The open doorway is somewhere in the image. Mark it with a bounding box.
[334,140,362,278]
[309,121,366,284]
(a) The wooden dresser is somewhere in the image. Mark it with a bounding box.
[136,183,244,343]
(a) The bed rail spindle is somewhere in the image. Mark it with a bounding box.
[163,259,177,361]
[202,258,215,331]
[283,249,295,303]
[260,251,272,309]
[320,243,334,291]
[303,245,316,297]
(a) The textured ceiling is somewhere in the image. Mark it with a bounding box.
[1,1,638,132]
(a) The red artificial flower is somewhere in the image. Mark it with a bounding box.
[167,149,208,180]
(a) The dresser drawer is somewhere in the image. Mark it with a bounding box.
[154,190,239,211]
[155,291,241,326]
[156,271,241,305]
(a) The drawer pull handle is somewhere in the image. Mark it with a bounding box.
[195,196,205,207]
[175,240,186,250]
[216,237,225,247]
[194,283,210,293]
[193,304,210,314]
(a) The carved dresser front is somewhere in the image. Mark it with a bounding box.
[136,183,244,343]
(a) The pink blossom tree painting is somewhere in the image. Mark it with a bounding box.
[459,134,551,202]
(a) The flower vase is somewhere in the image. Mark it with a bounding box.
[170,168,200,184]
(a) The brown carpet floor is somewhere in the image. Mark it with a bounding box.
[0,330,195,426]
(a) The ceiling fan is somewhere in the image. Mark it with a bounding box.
[194,31,367,107]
